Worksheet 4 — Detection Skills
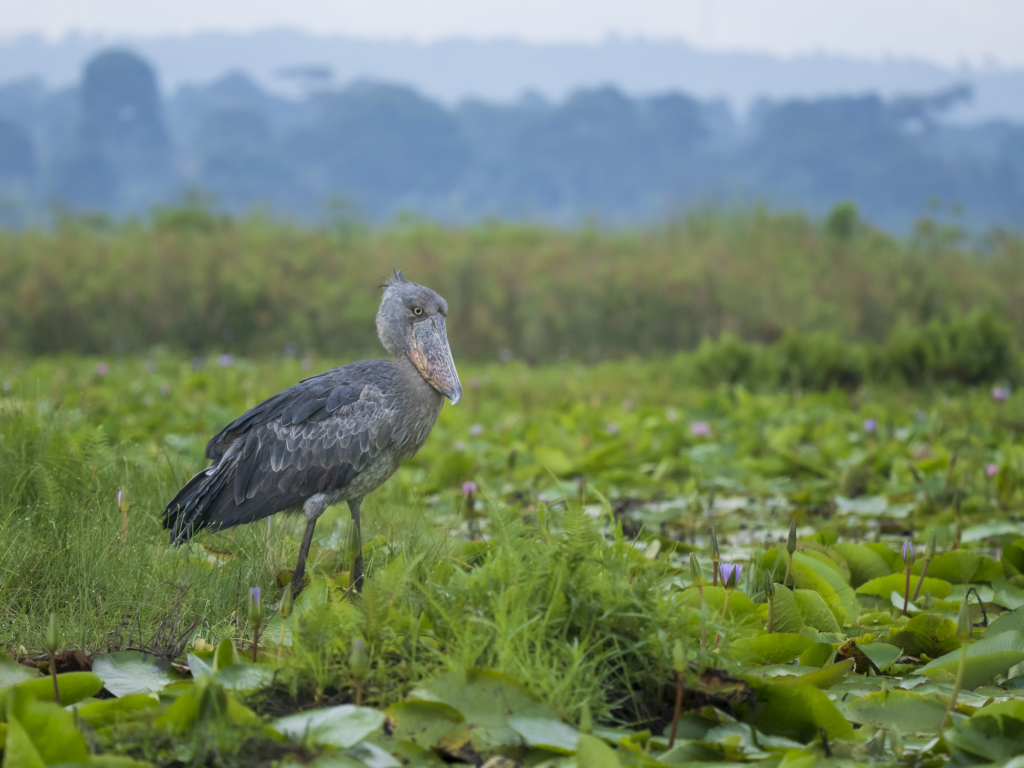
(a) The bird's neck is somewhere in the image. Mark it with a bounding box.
[395,352,444,404]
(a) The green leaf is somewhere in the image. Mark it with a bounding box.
[274,705,386,748]
[917,550,981,584]
[0,660,38,688]
[74,694,161,728]
[856,573,953,600]
[793,589,841,632]
[740,677,855,742]
[988,606,1024,638]
[775,658,855,689]
[575,734,622,767]
[790,552,858,624]
[858,643,902,671]
[2,713,46,768]
[832,543,893,587]
[93,652,183,697]
[4,686,89,764]
[992,581,1024,610]
[920,651,1024,688]
[770,586,805,633]
[731,633,814,665]
[888,613,960,657]
[679,585,757,618]
[508,715,580,754]
[918,630,1024,672]
[799,642,835,667]
[943,700,1024,762]
[844,689,951,733]
[212,638,240,672]
[0,672,104,718]
[382,701,464,748]
[212,663,276,692]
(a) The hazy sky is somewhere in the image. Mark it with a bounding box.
[2,0,1020,69]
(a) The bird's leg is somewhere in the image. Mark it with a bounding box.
[348,498,364,593]
[292,495,329,593]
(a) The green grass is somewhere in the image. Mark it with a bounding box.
[3,354,1024,766]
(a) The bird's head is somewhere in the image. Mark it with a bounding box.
[377,270,462,405]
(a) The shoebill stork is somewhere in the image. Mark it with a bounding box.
[162,272,461,591]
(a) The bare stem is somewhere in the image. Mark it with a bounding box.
[668,670,684,749]
[697,584,706,648]
[714,590,732,647]
[252,624,260,664]
[941,642,968,730]
[767,595,775,634]
[912,557,932,601]
[902,568,911,616]
[49,651,60,706]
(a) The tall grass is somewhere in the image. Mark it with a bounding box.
[1,205,1023,361]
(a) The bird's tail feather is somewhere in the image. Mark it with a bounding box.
[162,465,232,542]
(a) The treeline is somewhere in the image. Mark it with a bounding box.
[2,50,1024,230]
[1,204,1022,387]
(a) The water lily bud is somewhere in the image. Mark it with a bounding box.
[787,519,797,555]
[673,640,685,673]
[926,529,937,560]
[579,701,593,734]
[903,540,915,568]
[764,572,775,597]
[46,613,59,654]
[279,582,293,620]
[688,553,705,587]
[248,587,263,625]
[710,528,720,562]
[721,563,742,589]
[349,638,369,680]
[957,598,972,640]
[117,487,129,513]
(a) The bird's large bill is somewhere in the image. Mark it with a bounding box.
[409,315,462,405]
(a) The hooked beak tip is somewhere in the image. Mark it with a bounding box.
[447,385,463,406]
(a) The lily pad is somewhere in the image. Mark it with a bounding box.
[274,705,386,748]
[508,715,580,754]
[93,651,183,697]
[845,689,951,733]
[857,573,953,600]
[731,633,814,665]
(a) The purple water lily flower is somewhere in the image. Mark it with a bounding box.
[218,354,234,367]
[95,362,109,376]
[690,421,711,437]
[992,387,1011,402]
[720,563,742,589]
[864,418,877,434]
[469,424,483,436]
[606,422,620,435]
[987,463,999,478]
[250,587,260,606]
[903,540,915,567]
[462,481,478,496]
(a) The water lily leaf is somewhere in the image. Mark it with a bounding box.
[992,581,1024,610]
[918,630,1024,672]
[790,553,858,624]
[888,613,960,657]
[799,642,835,667]
[0,660,38,688]
[575,734,622,767]
[857,573,952,600]
[988,606,1024,638]
[740,677,854,742]
[213,662,276,692]
[774,658,855,689]
[0,671,104,718]
[343,741,403,768]
[274,705,385,748]
[93,651,183,698]
[770,586,805,633]
[680,585,757,618]
[383,701,464,748]
[731,633,814,665]
[832,543,893,587]
[920,651,1024,688]
[858,643,902,671]
[844,689,950,733]
[187,653,213,678]
[4,685,89,764]
[834,495,888,516]
[943,700,1024,762]
[917,550,981,584]
[793,589,841,632]
[508,715,580,754]
[213,638,240,671]
[74,693,160,728]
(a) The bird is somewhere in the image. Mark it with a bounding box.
[162,271,462,592]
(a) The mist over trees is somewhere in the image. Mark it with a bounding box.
[1,48,1023,230]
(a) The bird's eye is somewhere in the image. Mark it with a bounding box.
[413,307,423,316]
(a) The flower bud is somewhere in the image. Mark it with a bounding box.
[764,572,775,598]
[673,640,685,673]
[787,519,797,555]
[957,598,972,640]
[248,587,263,625]
[279,582,293,620]
[688,553,705,587]
[117,487,129,513]
[349,638,369,680]
[46,613,59,654]
[721,563,742,589]
[903,540,915,568]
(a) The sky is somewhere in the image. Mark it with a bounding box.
[2,0,1021,69]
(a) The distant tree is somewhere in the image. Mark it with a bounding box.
[50,148,117,209]
[0,120,37,180]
